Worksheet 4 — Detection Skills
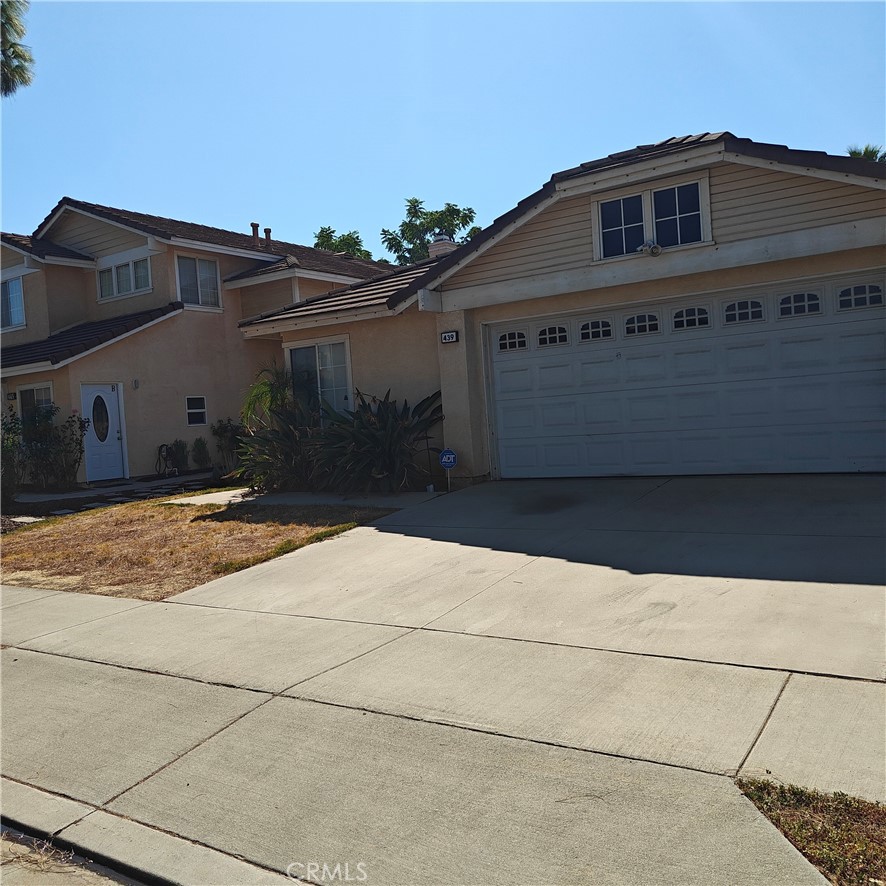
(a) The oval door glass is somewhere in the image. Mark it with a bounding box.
[92,395,110,442]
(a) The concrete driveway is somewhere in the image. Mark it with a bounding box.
[2,474,883,884]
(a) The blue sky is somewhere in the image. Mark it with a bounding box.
[2,2,884,260]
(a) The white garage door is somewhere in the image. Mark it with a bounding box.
[490,277,886,477]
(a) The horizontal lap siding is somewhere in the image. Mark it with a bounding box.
[50,213,147,257]
[710,164,884,242]
[446,195,593,289]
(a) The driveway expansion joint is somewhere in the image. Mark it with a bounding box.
[736,673,793,776]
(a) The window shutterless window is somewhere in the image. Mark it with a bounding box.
[779,292,821,317]
[625,314,659,336]
[18,385,53,440]
[1,277,25,329]
[673,306,710,330]
[99,258,151,299]
[498,331,527,352]
[724,299,765,324]
[177,256,220,307]
[597,179,707,260]
[186,396,207,425]
[289,341,350,413]
[580,320,613,341]
[538,325,568,346]
[838,284,883,310]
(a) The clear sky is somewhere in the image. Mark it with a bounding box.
[2,1,884,260]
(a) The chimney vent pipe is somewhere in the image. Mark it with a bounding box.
[264,227,272,247]
[250,222,260,248]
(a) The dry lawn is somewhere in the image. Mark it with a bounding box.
[0,499,393,601]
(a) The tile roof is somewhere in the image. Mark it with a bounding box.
[1,232,93,262]
[241,258,442,328]
[1,303,183,370]
[36,198,393,281]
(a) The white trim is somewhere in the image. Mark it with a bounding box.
[2,244,45,266]
[96,255,153,302]
[14,380,54,420]
[240,297,418,336]
[41,256,97,268]
[722,153,886,190]
[95,245,159,268]
[0,307,183,378]
[185,394,208,427]
[438,217,886,312]
[80,382,129,481]
[283,334,354,411]
[174,252,222,309]
[1,276,27,331]
[224,267,372,291]
[1,262,39,281]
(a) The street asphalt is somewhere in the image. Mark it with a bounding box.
[2,474,884,884]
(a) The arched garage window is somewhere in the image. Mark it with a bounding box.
[538,326,568,347]
[725,300,764,323]
[625,314,659,336]
[838,284,883,310]
[580,320,613,341]
[673,307,710,330]
[498,331,527,352]
[779,292,821,317]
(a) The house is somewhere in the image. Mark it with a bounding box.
[0,199,392,482]
[241,133,886,481]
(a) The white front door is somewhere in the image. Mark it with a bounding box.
[81,384,126,481]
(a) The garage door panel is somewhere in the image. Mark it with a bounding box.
[490,282,885,477]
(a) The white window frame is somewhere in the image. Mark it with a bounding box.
[496,328,530,354]
[96,249,153,301]
[723,298,766,325]
[776,289,823,320]
[591,171,713,262]
[15,381,53,421]
[672,305,712,332]
[283,334,354,412]
[579,319,615,343]
[186,395,207,426]
[835,282,885,312]
[175,252,222,311]
[623,312,662,337]
[1,275,26,330]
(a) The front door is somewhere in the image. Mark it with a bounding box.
[81,384,125,481]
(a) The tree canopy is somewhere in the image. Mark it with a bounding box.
[847,144,886,163]
[380,198,482,266]
[313,226,374,261]
[1,0,34,98]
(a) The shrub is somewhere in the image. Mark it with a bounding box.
[211,417,245,472]
[169,439,189,472]
[312,390,443,494]
[1,407,24,506]
[191,436,212,470]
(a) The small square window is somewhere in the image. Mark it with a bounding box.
[538,325,568,347]
[186,396,207,425]
[498,331,527,352]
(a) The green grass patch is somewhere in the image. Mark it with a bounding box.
[738,778,885,885]
[211,522,358,575]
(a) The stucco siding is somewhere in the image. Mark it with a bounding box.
[2,268,50,345]
[239,277,297,319]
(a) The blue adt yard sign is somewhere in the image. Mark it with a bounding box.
[439,449,457,470]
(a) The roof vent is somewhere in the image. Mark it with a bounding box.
[264,227,272,248]
[428,233,458,259]
[250,222,260,248]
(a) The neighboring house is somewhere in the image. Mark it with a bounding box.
[0,199,392,482]
[242,133,886,481]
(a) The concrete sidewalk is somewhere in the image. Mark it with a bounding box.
[2,475,883,884]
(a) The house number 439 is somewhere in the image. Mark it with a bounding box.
[440,331,459,344]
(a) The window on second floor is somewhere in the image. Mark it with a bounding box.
[1,277,25,329]
[598,180,706,259]
[99,258,151,299]
[177,255,220,307]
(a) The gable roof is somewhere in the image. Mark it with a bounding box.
[384,132,886,308]
[1,232,93,262]
[1,302,183,371]
[240,258,442,330]
[35,198,393,280]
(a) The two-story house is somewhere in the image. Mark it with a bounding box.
[0,198,392,482]
[241,133,886,480]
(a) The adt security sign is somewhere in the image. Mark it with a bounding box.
[439,448,458,470]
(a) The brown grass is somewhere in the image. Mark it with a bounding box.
[739,778,886,885]
[0,500,394,601]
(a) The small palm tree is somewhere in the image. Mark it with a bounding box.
[847,144,886,163]
[241,363,295,428]
[1,0,34,98]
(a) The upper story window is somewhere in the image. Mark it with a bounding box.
[598,179,707,259]
[538,325,568,347]
[99,258,151,299]
[625,313,659,336]
[498,331,527,352]
[580,320,613,341]
[673,306,710,330]
[653,184,702,248]
[1,277,25,329]
[838,284,883,310]
[177,255,220,307]
[779,292,821,318]
[725,299,764,324]
[600,195,645,258]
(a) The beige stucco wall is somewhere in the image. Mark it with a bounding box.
[436,246,886,481]
[2,267,50,345]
